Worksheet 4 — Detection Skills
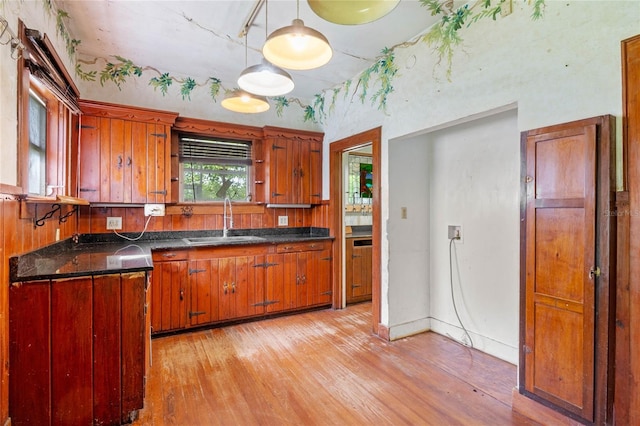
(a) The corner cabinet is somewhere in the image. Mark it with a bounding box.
[9,272,149,425]
[259,127,323,205]
[76,100,178,203]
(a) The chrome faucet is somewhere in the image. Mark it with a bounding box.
[223,196,233,238]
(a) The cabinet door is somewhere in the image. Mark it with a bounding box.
[77,115,102,201]
[266,138,295,204]
[145,123,171,203]
[294,252,311,308]
[151,260,188,333]
[188,259,219,325]
[93,274,122,425]
[311,245,333,305]
[120,272,146,423]
[9,281,51,425]
[51,277,94,424]
[265,254,286,313]
[308,140,323,204]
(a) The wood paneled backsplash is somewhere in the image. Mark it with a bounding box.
[77,202,330,234]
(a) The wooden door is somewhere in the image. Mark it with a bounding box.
[294,252,310,308]
[297,139,310,204]
[152,260,188,333]
[346,238,373,304]
[188,259,218,325]
[51,277,93,424]
[77,115,101,201]
[267,138,294,204]
[120,272,146,423]
[310,244,333,306]
[146,123,170,203]
[265,253,286,312]
[521,116,615,423]
[9,281,51,425]
[308,139,323,204]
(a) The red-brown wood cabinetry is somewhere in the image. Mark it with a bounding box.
[151,241,332,335]
[345,237,372,304]
[151,250,188,333]
[77,100,178,203]
[261,127,323,205]
[278,241,332,309]
[9,272,148,425]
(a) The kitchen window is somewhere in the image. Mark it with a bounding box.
[17,20,79,197]
[179,135,252,202]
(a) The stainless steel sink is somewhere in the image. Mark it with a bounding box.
[182,235,266,246]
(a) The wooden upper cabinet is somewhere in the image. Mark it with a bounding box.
[262,126,323,205]
[76,100,178,203]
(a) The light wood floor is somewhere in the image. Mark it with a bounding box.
[136,303,539,425]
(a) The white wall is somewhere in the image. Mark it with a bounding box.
[387,135,430,339]
[427,109,520,362]
[321,1,639,363]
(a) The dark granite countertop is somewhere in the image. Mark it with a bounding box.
[345,225,372,239]
[10,227,332,282]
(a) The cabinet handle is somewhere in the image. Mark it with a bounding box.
[126,156,132,166]
[232,282,236,293]
[180,288,184,300]
[162,253,177,258]
[117,155,123,169]
[299,169,304,178]
[293,168,298,177]
[223,282,228,295]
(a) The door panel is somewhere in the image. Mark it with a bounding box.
[523,122,596,421]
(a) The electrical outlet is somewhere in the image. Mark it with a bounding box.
[278,215,288,226]
[447,225,462,242]
[144,203,165,217]
[106,217,122,230]
[401,207,407,219]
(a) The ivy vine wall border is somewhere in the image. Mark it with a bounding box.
[29,0,545,124]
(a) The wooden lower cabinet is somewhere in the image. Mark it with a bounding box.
[279,241,333,309]
[9,272,148,425]
[346,237,373,304]
[151,251,189,333]
[151,241,332,335]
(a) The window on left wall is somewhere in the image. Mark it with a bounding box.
[18,20,80,197]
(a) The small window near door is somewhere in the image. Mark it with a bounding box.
[27,90,47,195]
[178,135,252,202]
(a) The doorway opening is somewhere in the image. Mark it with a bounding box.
[329,127,382,336]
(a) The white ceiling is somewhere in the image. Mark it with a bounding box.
[58,0,440,101]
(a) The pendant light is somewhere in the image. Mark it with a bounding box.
[262,0,332,71]
[307,0,400,25]
[221,89,270,113]
[237,1,295,97]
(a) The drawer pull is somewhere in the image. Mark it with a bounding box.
[162,253,177,258]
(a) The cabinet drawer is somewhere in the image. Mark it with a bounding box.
[277,241,328,253]
[152,250,189,262]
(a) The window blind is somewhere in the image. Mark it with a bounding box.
[179,136,252,166]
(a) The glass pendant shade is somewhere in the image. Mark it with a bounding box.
[262,19,332,70]
[221,90,269,113]
[307,0,400,25]
[238,60,295,97]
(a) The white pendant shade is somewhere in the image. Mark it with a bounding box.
[307,0,400,25]
[238,60,295,97]
[262,19,332,71]
[221,90,270,113]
